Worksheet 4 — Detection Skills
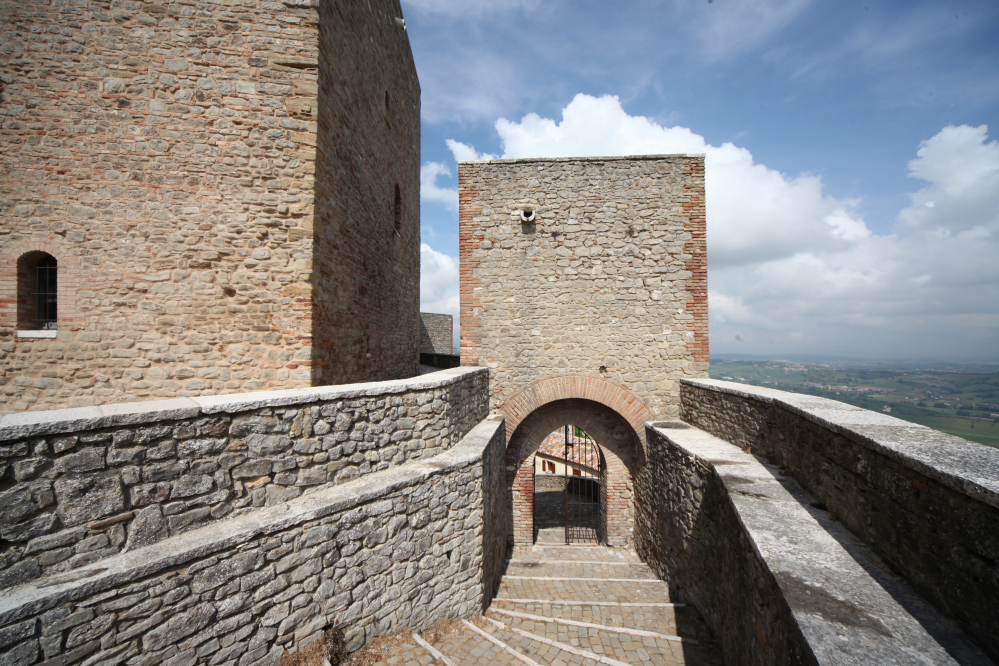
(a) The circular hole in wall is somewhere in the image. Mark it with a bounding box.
[520,207,536,223]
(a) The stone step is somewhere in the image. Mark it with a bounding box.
[514,545,643,563]
[425,618,552,665]
[483,613,721,666]
[505,560,661,580]
[487,599,712,642]
[496,573,674,605]
[476,615,618,666]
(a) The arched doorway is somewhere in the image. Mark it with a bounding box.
[532,425,602,544]
[507,398,644,549]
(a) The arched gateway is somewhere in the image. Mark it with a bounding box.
[501,375,655,547]
[458,154,709,547]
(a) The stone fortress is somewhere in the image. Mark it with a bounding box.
[1,0,420,413]
[1,2,998,666]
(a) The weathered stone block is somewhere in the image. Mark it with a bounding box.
[53,475,125,527]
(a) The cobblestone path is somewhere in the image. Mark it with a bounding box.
[352,545,722,665]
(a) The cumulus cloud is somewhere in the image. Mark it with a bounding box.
[446,139,498,162]
[421,162,458,212]
[420,243,460,347]
[446,94,999,357]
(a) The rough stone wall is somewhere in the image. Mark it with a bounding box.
[418,313,453,355]
[680,379,999,663]
[458,155,708,420]
[0,0,420,414]
[0,416,507,666]
[312,0,420,385]
[635,426,812,666]
[0,368,489,591]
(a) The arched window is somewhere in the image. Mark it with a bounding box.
[17,252,57,330]
[393,184,403,234]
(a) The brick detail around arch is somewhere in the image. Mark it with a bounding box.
[0,241,81,332]
[500,374,656,448]
[507,399,642,548]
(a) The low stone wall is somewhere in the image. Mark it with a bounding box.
[636,423,991,666]
[0,416,507,666]
[680,378,999,662]
[0,368,489,590]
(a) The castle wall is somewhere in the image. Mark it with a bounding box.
[0,367,488,591]
[418,313,452,355]
[0,413,506,666]
[458,155,708,420]
[679,378,999,663]
[312,0,420,385]
[0,0,420,414]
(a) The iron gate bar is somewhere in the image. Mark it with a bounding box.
[564,424,601,544]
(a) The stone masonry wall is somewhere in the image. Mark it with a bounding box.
[0,367,489,591]
[0,416,507,666]
[458,155,708,420]
[635,425,813,666]
[418,313,452,355]
[0,0,421,413]
[680,378,999,663]
[311,0,420,386]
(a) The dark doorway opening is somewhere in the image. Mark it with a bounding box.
[532,425,602,544]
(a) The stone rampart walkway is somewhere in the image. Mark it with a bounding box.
[351,545,721,666]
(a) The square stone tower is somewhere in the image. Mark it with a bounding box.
[0,0,420,412]
[458,155,708,421]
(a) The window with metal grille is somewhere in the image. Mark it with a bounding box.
[35,255,57,329]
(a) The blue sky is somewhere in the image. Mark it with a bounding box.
[405,0,999,359]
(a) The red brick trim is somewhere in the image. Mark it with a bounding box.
[458,162,482,366]
[683,157,708,363]
[500,374,657,448]
[0,240,81,332]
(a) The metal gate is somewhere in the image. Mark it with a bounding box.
[563,425,601,544]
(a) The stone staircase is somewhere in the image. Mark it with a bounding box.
[349,545,722,666]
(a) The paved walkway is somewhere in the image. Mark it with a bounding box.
[348,545,722,666]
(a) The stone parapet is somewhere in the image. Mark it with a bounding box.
[679,378,999,662]
[0,368,489,591]
[0,414,507,666]
[636,422,991,666]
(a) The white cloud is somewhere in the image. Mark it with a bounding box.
[446,139,498,162]
[421,161,458,212]
[493,93,869,268]
[448,95,999,357]
[420,243,461,347]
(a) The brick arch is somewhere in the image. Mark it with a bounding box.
[507,398,643,548]
[0,240,80,331]
[500,374,657,448]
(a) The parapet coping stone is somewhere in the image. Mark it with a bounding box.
[648,422,991,666]
[0,415,506,628]
[457,153,706,164]
[0,367,489,442]
[681,378,999,510]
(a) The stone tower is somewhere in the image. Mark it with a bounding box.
[0,0,421,413]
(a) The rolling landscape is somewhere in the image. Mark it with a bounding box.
[709,356,999,448]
